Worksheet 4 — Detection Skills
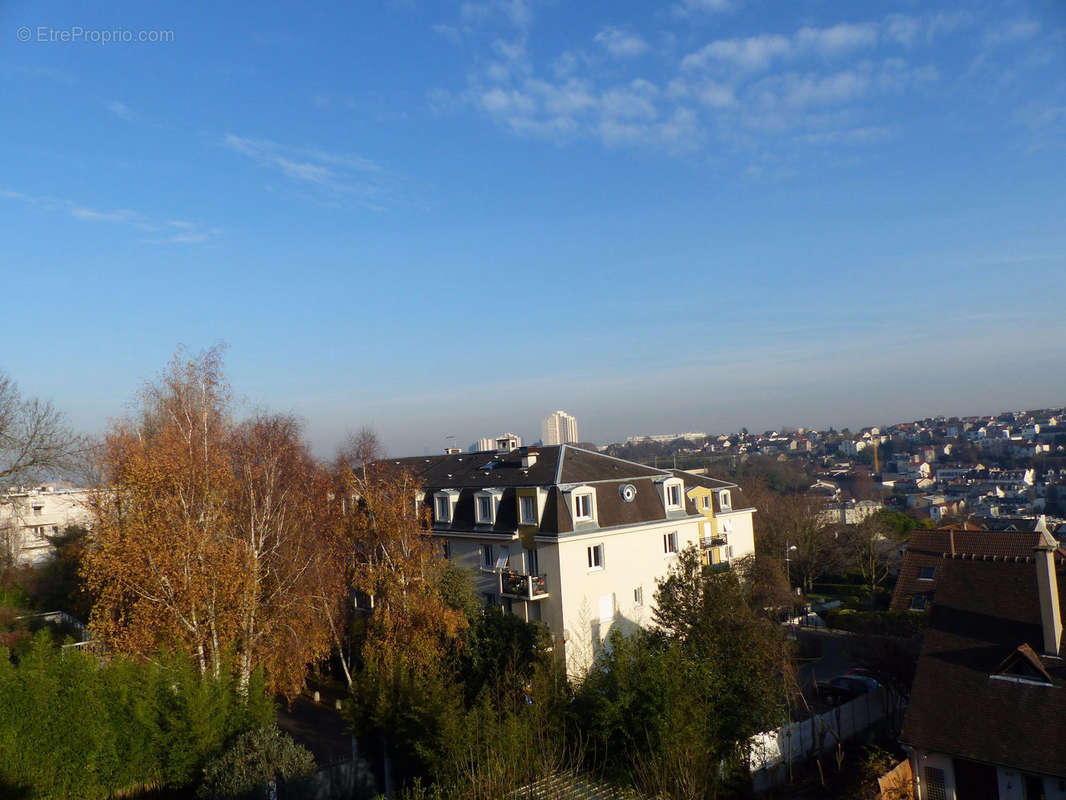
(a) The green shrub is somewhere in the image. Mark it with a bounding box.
[0,632,275,798]
[197,726,315,799]
[823,609,927,637]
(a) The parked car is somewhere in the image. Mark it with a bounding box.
[828,674,880,693]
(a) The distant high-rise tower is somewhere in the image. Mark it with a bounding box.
[541,410,578,446]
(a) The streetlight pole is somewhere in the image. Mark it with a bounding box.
[785,544,797,588]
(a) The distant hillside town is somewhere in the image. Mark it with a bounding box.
[599,405,1066,537]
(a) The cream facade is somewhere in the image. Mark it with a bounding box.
[541,411,579,446]
[0,487,91,566]
[393,445,756,675]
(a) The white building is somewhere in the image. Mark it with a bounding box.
[840,439,867,456]
[1,487,92,566]
[473,433,522,453]
[541,411,579,446]
[624,432,708,445]
[394,445,756,675]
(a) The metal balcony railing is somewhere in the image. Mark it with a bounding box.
[499,569,549,600]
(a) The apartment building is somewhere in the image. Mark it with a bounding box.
[541,411,579,447]
[390,445,755,674]
[0,487,91,566]
[472,433,522,453]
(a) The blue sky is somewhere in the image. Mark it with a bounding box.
[2,0,1065,456]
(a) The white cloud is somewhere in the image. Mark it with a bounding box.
[801,125,893,146]
[106,100,136,121]
[594,27,649,58]
[70,206,137,223]
[600,87,658,120]
[782,70,870,108]
[673,0,732,17]
[432,24,463,45]
[438,7,956,161]
[683,34,790,72]
[795,23,878,56]
[699,78,735,108]
[985,19,1040,46]
[683,14,967,75]
[461,0,531,29]
[480,87,536,115]
[883,15,921,47]
[222,134,388,206]
[0,188,218,245]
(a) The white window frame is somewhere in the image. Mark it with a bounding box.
[663,531,679,555]
[477,495,492,522]
[701,494,711,510]
[575,493,592,520]
[569,486,596,523]
[480,543,495,571]
[586,543,604,571]
[435,489,459,524]
[660,478,685,511]
[633,585,643,606]
[719,489,732,510]
[474,488,502,526]
[519,494,538,525]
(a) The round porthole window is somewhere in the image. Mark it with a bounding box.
[620,483,637,503]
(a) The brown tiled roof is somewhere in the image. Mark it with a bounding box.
[901,558,1066,777]
[890,531,1065,611]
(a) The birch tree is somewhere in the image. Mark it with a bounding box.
[0,370,84,569]
[84,347,337,697]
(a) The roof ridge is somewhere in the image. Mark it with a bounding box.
[994,644,1054,684]
[564,444,672,475]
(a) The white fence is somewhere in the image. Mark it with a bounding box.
[749,687,898,791]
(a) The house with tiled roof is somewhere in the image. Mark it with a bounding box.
[901,532,1066,799]
[891,521,1056,612]
[389,445,756,674]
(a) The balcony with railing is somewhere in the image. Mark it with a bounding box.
[700,537,733,566]
[499,569,549,601]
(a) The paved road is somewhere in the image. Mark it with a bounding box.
[793,627,859,692]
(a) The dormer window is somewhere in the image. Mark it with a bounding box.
[434,489,459,524]
[702,495,711,510]
[992,644,1054,686]
[719,490,731,510]
[474,488,503,525]
[659,477,684,511]
[568,486,597,523]
[519,495,538,525]
[575,493,593,520]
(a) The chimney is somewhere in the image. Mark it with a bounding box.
[520,446,539,468]
[1033,531,1063,657]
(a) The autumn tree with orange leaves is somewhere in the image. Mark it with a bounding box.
[83,347,339,698]
[324,429,467,687]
